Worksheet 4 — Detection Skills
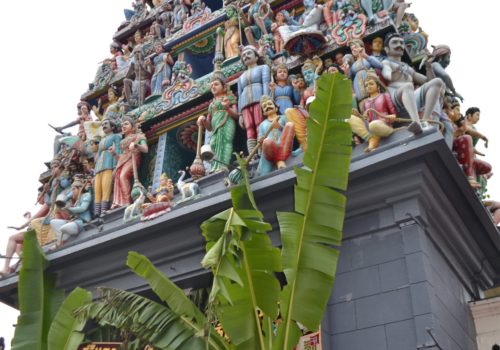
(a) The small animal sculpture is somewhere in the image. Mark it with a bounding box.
[177,170,200,200]
[123,189,145,223]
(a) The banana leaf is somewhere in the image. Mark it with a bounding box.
[274,73,353,350]
[201,161,281,350]
[126,252,228,350]
[47,287,92,350]
[75,288,223,350]
[12,230,65,350]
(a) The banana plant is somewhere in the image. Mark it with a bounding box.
[11,230,92,350]
[54,72,351,349]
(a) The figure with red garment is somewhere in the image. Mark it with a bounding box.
[446,99,492,189]
[237,45,271,155]
[257,95,295,175]
[348,73,397,152]
[111,117,148,209]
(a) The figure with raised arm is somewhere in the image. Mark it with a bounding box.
[381,33,444,135]
[257,95,295,175]
[345,39,383,102]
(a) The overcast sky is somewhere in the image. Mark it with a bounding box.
[0,0,498,347]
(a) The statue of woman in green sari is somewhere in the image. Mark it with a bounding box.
[197,75,238,172]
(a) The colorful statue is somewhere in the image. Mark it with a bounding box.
[173,0,189,31]
[53,101,93,153]
[370,36,386,62]
[241,0,273,46]
[197,75,238,172]
[50,178,92,245]
[124,46,153,107]
[147,43,174,95]
[447,101,492,188]
[346,39,383,102]
[360,0,393,24]
[237,45,271,154]
[92,86,123,125]
[382,33,444,135]
[111,117,148,209]
[177,170,200,200]
[277,0,325,56]
[465,107,488,148]
[269,63,301,113]
[110,42,129,71]
[93,119,122,216]
[428,45,463,102]
[257,95,295,175]
[348,73,397,152]
[284,58,321,151]
[141,173,175,220]
[223,5,241,60]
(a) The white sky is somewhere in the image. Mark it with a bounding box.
[0,0,498,348]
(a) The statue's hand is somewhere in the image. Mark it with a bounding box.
[7,226,21,231]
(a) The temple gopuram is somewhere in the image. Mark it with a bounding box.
[1,0,500,349]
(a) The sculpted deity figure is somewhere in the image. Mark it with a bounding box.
[147,43,174,95]
[237,45,271,154]
[360,0,393,24]
[50,178,93,245]
[345,39,383,102]
[111,117,148,209]
[370,36,386,62]
[223,5,241,59]
[268,63,301,114]
[1,159,72,277]
[124,46,153,107]
[93,86,123,126]
[240,0,273,46]
[348,73,397,152]
[93,119,122,216]
[257,95,295,175]
[428,45,463,102]
[197,76,239,172]
[284,58,321,152]
[110,42,129,71]
[381,33,444,135]
[173,0,189,31]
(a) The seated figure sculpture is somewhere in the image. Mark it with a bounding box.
[381,33,444,135]
[348,73,397,152]
[429,44,463,102]
[257,95,295,175]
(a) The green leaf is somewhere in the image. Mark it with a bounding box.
[275,73,352,350]
[47,287,92,350]
[126,252,205,325]
[12,230,64,350]
[76,288,224,350]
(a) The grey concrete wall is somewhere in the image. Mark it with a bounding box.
[322,211,478,350]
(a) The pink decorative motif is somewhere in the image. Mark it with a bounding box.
[183,11,212,32]
[331,13,367,46]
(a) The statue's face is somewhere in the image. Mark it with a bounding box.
[276,68,288,81]
[386,36,405,57]
[303,68,315,85]
[439,52,451,68]
[102,120,112,133]
[364,79,379,95]
[210,79,225,95]
[372,37,383,53]
[261,98,277,116]
[121,120,133,134]
[241,48,258,67]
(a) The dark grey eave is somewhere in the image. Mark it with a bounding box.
[1,128,499,308]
